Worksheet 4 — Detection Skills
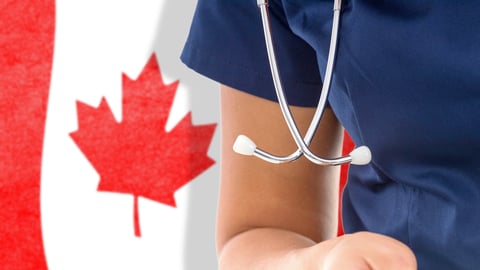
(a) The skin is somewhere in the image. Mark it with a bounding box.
[217,85,417,269]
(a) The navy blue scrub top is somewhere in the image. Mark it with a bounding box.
[181,1,480,269]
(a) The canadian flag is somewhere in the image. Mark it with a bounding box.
[1,0,353,269]
[1,0,221,269]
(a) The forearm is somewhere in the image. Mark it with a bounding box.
[218,228,417,270]
[218,227,333,270]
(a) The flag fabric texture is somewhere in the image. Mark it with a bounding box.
[0,0,351,269]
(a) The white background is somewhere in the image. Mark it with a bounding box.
[42,1,220,269]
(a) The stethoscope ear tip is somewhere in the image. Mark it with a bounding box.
[233,134,257,156]
[349,146,372,165]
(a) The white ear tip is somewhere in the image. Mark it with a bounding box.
[233,135,257,156]
[349,146,371,165]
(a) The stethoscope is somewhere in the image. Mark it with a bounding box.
[233,0,372,166]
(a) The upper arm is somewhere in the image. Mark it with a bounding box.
[217,84,344,252]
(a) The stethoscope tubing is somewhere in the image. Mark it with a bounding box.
[233,0,371,166]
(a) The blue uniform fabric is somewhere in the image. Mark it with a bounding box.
[181,1,480,269]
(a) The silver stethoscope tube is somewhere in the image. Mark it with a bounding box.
[233,0,371,166]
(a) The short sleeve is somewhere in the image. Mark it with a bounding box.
[180,0,323,107]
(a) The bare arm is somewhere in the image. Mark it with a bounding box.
[217,85,416,269]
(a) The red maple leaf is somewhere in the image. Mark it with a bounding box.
[70,54,216,237]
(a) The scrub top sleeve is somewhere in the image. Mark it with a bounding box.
[180,0,323,107]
